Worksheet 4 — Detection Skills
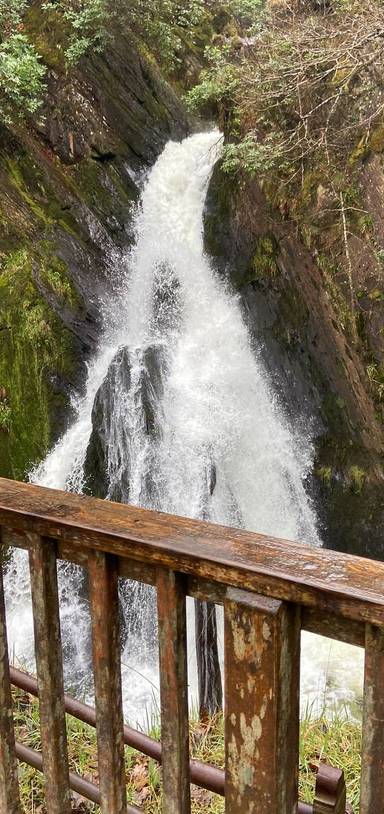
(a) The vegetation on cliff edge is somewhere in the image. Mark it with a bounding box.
[188,0,384,418]
[0,0,213,122]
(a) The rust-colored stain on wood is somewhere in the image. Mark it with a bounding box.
[360,623,384,814]
[157,568,190,814]
[88,551,128,814]
[28,533,71,814]
[313,764,347,813]
[0,477,383,625]
[224,589,300,813]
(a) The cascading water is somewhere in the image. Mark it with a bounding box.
[4,131,363,722]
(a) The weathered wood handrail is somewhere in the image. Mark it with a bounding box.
[0,476,383,813]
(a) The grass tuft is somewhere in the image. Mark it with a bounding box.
[13,687,362,813]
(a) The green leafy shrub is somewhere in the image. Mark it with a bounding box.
[42,0,111,64]
[0,34,45,123]
[43,0,207,70]
[0,0,28,30]
[0,0,212,121]
[126,0,206,72]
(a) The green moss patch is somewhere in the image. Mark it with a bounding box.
[24,0,70,71]
[369,123,384,154]
[0,243,76,479]
[246,234,280,283]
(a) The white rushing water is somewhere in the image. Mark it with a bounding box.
[4,131,363,722]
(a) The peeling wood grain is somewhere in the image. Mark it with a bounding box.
[224,589,300,814]
[28,533,71,814]
[88,551,127,814]
[360,623,384,814]
[157,568,190,814]
[0,544,21,814]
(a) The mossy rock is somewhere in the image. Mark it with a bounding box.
[246,234,280,284]
[369,124,384,154]
[0,244,77,479]
[24,0,71,71]
[0,15,189,485]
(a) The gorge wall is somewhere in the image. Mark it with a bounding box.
[204,161,384,558]
[0,15,188,480]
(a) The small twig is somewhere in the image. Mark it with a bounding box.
[339,190,358,344]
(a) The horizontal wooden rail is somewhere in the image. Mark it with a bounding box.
[0,478,383,627]
[3,527,367,649]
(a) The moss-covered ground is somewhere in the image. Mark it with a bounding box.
[13,685,361,813]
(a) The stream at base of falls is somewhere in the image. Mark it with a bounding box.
[4,131,364,725]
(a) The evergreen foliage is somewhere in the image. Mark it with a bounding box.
[0,1,45,123]
[0,0,211,122]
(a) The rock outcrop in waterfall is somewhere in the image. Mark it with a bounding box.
[83,343,168,501]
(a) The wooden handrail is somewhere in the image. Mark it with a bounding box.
[0,477,383,626]
[0,476,383,813]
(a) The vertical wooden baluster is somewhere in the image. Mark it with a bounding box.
[28,533,71,814]
[157,568,190,814]
[360,623,384,814]
[0,546,21,814]
[224,589,300,814]
[88,551,127,814]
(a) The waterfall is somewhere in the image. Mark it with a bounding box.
[4,131,363,722]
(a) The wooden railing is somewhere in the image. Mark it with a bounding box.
[0,477,383,814]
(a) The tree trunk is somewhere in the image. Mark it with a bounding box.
[195,599,222,720]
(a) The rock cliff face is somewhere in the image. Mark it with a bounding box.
[0,25,188,479]
[204,163,384,559]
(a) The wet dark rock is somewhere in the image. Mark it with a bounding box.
[37,29,189,169]
[141,344,167,436]
[208,462,217,496]
[83,343,168,502]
